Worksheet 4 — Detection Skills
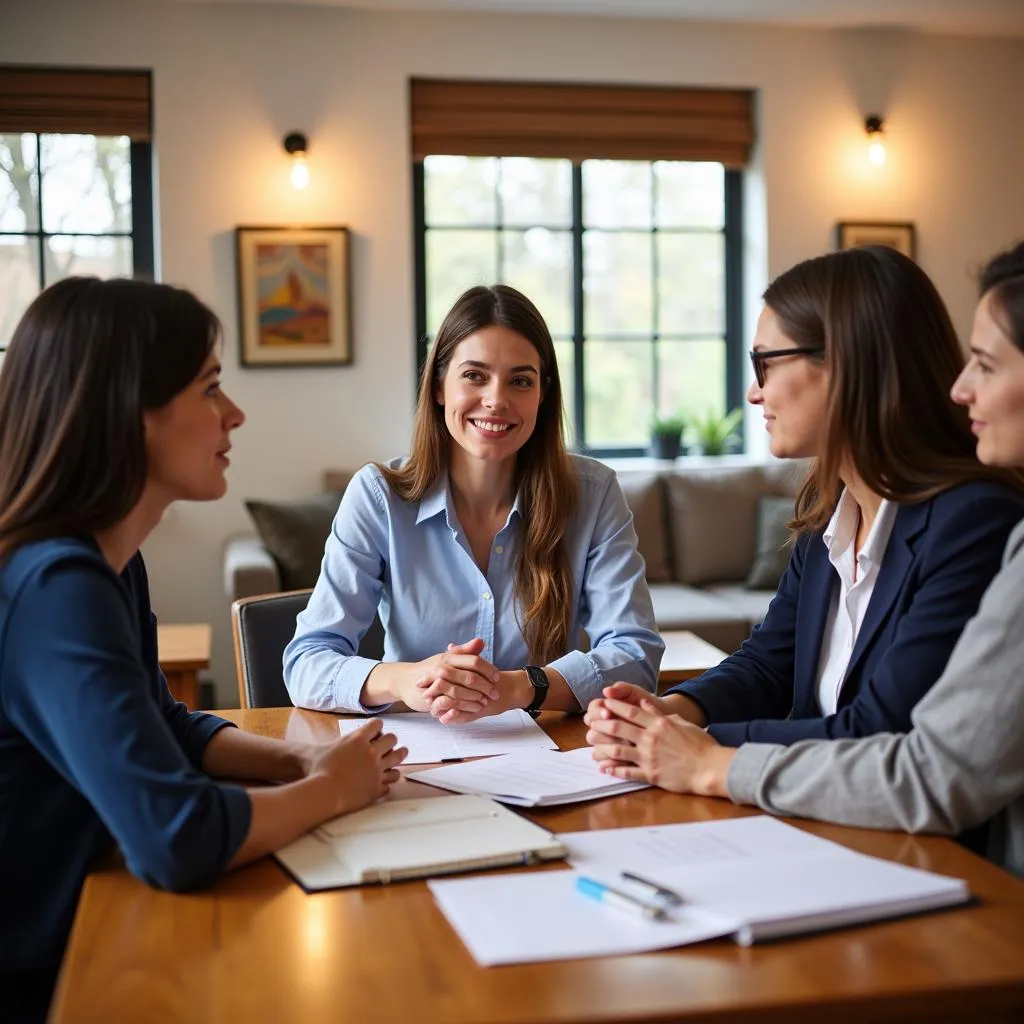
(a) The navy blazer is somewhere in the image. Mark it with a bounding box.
[667,481,1024,747]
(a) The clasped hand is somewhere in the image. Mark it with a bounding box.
[583,682,732,797]
[401,637,501,724]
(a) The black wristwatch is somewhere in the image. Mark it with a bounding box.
[523,665,549,717]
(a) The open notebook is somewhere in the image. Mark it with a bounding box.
[408,747,649,806]
[274,794,567,892]
[428,816,971,964]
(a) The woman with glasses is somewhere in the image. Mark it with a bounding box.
[586,245,1024,754]
[584,242,1024,879]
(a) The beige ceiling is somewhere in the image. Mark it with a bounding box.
[152,0,1024,39]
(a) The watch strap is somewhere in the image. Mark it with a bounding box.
[523,665,549,717]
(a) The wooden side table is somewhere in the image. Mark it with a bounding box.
[657,629,728,691]
[157,623,212,711]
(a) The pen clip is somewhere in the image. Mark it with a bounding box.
[620,870,685,906]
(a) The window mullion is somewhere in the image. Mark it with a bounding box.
[571,162,585,450]
[34,133,45,288]
[724,168,744,441]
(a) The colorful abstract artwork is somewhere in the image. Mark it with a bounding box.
[236,227,351,366]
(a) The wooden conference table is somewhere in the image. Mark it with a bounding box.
[52,708,1024,1023]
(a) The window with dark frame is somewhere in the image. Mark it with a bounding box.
[0,67,155,349]
[410,79,752,457]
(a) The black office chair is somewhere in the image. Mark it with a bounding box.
[231,589,385,709]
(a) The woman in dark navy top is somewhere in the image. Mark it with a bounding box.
[0,278,406,1022]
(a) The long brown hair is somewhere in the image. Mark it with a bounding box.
[764,246,1023,534]
[981,241,1024,353]
[380,285,577,664]
[0,277,220,560]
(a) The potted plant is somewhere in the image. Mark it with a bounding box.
[689,407,743,456]
[649,413,687,461]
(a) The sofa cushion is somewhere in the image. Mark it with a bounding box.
[664,466,769,585]
[745,495,796,590]
[648,582,753,653]
[616,471,670,582]
[703,584,777,630]
[244,492,343,591]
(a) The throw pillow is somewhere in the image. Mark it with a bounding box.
[245,491,344,591]
[616,472,671,582]
[745,495,796,590]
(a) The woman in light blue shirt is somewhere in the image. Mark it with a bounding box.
[284,285,663,721]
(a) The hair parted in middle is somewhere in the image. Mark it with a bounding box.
[378,284,578,665]
[764,244,1024,535]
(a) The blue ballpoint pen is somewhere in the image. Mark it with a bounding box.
[575,875,667,921]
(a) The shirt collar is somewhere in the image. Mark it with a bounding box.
[415,475,450,525]
[823,487,896,568]
[414,473,524,529]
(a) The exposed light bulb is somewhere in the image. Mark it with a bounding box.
[864,115,886,167]
[290,153,309,189]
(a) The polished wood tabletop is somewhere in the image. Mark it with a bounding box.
[52,708,1024,1023]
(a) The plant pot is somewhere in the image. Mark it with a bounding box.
[649,433,681,460]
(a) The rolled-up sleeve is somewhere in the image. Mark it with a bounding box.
[549,470,663,706]
[4,559,251,893]
[283,468,392,713]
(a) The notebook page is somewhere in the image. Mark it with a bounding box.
[564,815,834,876]
[338,710,556,764]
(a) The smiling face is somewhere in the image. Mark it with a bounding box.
[144,351,245,503]
[950,290,1024,467]
[435,325,543,468]
[746,305,829,459]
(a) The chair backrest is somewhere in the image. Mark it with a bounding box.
[231,590,385,709]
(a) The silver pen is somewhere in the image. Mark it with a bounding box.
[620,870,685,906]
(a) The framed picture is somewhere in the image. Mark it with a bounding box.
[235,226,351,367]
[835,221,916,260]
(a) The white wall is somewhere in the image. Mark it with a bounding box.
[4,0,1023,703]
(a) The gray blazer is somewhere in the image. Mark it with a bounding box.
[730,519,1024,877]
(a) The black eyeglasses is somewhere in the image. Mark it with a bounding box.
[749,346,825,388]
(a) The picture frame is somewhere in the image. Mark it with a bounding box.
[835,221,916,261]
[235,225,352,367]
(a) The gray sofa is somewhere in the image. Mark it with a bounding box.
[224,460,806,655]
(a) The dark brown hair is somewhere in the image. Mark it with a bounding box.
[764,245,1022,534]
[980,241,1024,353]
[379,285,577,664]
[0,277,220,559]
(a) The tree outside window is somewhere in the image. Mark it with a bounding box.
[0,132,151,348]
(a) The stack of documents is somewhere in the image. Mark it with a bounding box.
[275,794,566,892]
[409,746,649,806]
[338,709,556,763]
[428,816,971,964]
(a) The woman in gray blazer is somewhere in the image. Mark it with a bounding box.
[586,241,1024,878]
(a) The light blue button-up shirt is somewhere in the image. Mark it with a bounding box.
[283,453,663,713]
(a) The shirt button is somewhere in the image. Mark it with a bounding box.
[495,545,504,554]
[483,592,492,601]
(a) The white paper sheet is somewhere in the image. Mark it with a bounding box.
[565,816,968,946]
[338,709,557,764]
[409,746,648,805]
[428,817,970,964]
[563,815,833,874]
[428,870,734,965]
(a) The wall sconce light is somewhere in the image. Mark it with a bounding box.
[865,115,886,166]
[283,132,309,189]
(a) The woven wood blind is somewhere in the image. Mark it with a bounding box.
[0,66,152,140]
[411,79,754,166]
